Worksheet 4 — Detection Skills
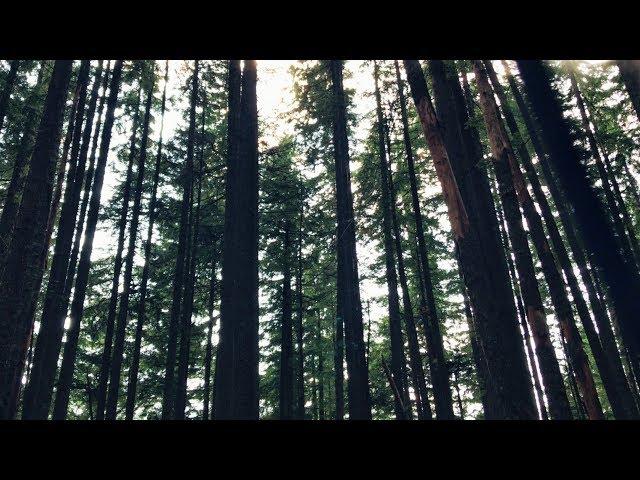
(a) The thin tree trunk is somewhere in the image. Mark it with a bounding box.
[0,60,20,133]
[124,61,167,420]
[295,189,305,419]
[329,60,370,419]
[317,314,325,420]
[0,60,73,419]
[51,60,124,420]
[105,70,155,420]
[202,252,217,421]
[95,80,142,421]
[279,221,294,419]
[373,61,408,420]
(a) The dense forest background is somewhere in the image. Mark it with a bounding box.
[1,59,639,420]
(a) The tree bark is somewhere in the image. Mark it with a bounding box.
[279,221,294,419]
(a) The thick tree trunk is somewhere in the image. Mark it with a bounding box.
[373,61,408,420]
[22,60,95,420]
[105,71,155,420]
[51,61,123,420]
[329,60,370,419]
[95,81,142,420]
[405,59,536,419]
[125,61,168,420]
[215,60,260,419]
[0,60,73,419]
[488,60,638,419]
[0,60,20,133]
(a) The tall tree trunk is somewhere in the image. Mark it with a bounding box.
[279,221,294,419]
[333,309,344,420]
[0,60,20,133]
[0,60,73,419]
[0,62,48,260]
[105,70,155,420]
[329,60,370,419]
[95,80,142,421]
[162,61,198,419]
[174,89,205,420]
[487,60,638,419]
[405,59,536,419]
[488,170,550,420]
[51,60,124,420]
[215,60,259,419]
[471,61,573,419]
[125,61,168,420]
[22,60,94,420]
[373,61,408,420]
[213,60,242,419]
[474,60,604,419]
[617,60,640,122]
[317,314,325,420]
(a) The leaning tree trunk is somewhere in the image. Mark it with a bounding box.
[215,60,260,419]
[0,62,48,261]
[105,71,155,420]
[22,60,94,420]
[486,60,638,419]
[405,59,536,419]
[472,61,572,420]
[95,81,142,421]
[617,60,640,123]
[329,60,370,419]
[474,60,604,419]
[51,60,123,420]
[0,60,73,420]
[125,61,168,420]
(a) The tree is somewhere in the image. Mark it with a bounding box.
[0,60,73,419]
